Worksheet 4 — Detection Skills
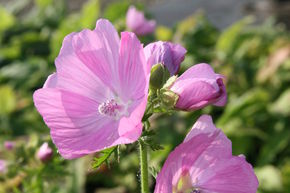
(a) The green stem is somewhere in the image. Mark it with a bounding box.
[139,140,149,193]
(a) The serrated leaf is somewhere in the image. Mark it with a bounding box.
[143,136,164,151]
[149,166,159,179]
[92,146,117,169]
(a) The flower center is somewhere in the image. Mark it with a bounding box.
[173,171,202,193]
[98,99,123,117]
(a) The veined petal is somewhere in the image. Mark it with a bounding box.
[171,80,221,111]
[178,63,218,80]
[198,156,259,193]
[55,53,112,103]
[71,20,120,92]
[43,73,58,88]
[118,32,148,101]
[154,115,258,193]
[33,88,119,159]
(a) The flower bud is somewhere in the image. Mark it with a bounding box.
[4,141,15,150]
[170,63,227,111]
[144,41,187,75]
[37,142,53,162]
[149,63,170,90]
[126,6,156,36]
[159,89,179,109]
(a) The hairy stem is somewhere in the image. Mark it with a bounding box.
[139,140,149,193]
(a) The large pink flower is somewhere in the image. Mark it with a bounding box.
[33,19,149,159]
[170,63,227,111]
[126,6,156,36]
[144,41,187,75]
[154,115,259,193]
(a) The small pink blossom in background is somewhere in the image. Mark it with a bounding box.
[154,115,259,193]
[170,63,227,111]
[33,19,149,159]
[126,6,156,36]
[0,160,7,173]
[144,41,187,75]
[37,142,53,162]
[4,141,15,150]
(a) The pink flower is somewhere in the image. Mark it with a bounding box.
[33,19,149,159]
[37,142,53,162]
[126,6,156,36]
[4,141,15,150]
[144,41,187,75]
[170,63,227,111]
[0,160,7,173]
[154,115,259,193]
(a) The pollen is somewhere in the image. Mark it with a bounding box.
[98,99,122,117]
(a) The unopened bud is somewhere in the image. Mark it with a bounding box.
[160,89,179,109]
[149,64,170,90]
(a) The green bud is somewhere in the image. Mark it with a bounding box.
[160,89,179,109]
[149,64,170,90]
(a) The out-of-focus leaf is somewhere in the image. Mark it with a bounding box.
[270,89,290,116]
[0,6,15,32]
[255,165,283,192]
[216,17,254,59]
[217,89,269,126]
[282,161,290,191]
[35,0,53,8]
[257,128,290,165]
[92,146,117,169]
[0,85,16,115]
[103,1,131,22]
[155,26,173,41]
[79,0,100,28]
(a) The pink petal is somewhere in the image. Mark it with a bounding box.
[59,32,76,57]
[126,6,156,36]
[43,73,58,88]
[34,88,119,159]
[55,47,112,103]
[171,80,221,111]
[178,63,218,80]
[71,20,120,92]
[198,156,259,193]
[118,32,148,101]
[154,115,257,193]
[135,20,156,36]
[154,129,224,193]
[144,41,186,75]
[213,78,227,106]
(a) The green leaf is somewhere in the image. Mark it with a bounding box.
[149,166,159,179]
[270,89,290,116]
[92,146,117,169]
[0,6,15,32]
[216,17,254,59]
[0,85,16,115]
[79,0,100,28]
[255,165,283,192]
[103,1,131,22]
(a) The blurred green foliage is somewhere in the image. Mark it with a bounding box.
[0,0,289,193]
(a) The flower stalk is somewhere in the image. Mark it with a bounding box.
[139,139,149,193]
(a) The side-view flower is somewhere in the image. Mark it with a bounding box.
[169,63,227,111]
[33,19,149,159]
[37,142,53,162]
[126,6,156,36]
[144,41,187,75]
[154,115,259,193]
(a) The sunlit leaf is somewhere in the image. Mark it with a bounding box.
[92,146,117,169]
